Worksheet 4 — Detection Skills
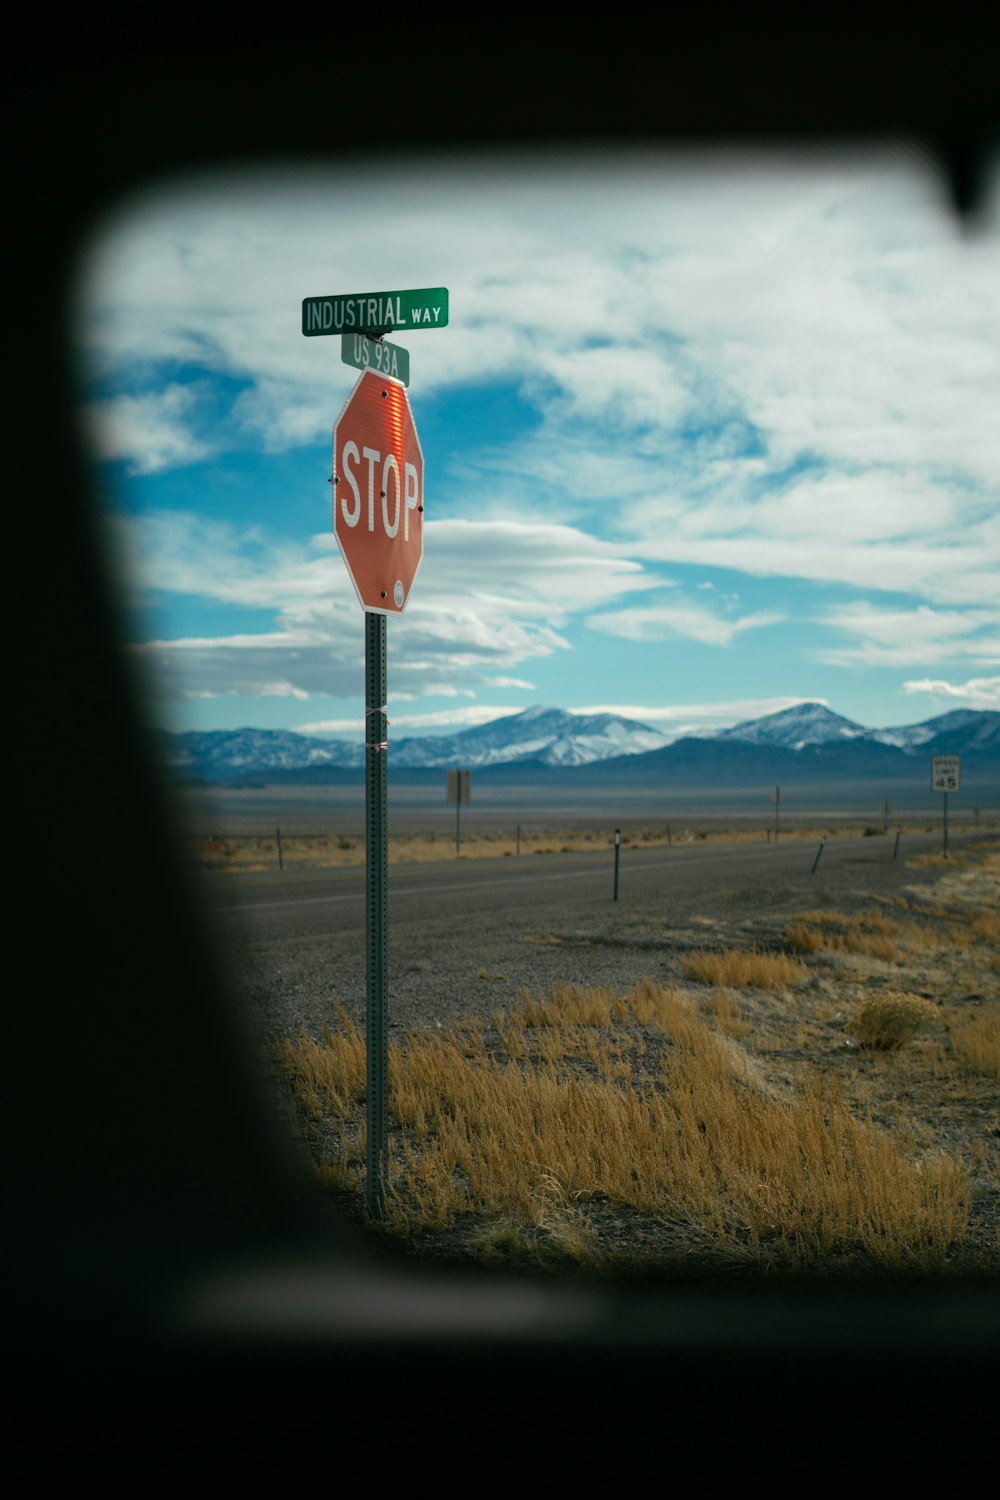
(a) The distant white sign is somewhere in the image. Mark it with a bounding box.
[931,755,961,792]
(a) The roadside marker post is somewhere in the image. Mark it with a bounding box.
[613,828,621,901]
[811,836,826,875]
[306,284,447,1219]
[893,829,901,860]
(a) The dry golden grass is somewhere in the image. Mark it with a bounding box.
[967,909,1000,943]
[683,946,808,991]
[783,908,979,966]
[948,1007,1000,1078]
[704,988,754,1037]
[278,976,979,1277]
[842,930,899,962]
[275,1005,366,1117]
[785,922,825,953]
[187,821,974,872]
[190,827,616,870]
[275,838,999,1279]
[795,909,852,926]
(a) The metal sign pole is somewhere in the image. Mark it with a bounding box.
[365,612,388,1219]
[943,790,949,859]
[314,285,447,1221]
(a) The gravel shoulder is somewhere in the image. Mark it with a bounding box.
[212,833,1000,1284]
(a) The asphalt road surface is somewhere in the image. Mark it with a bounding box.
[194,826,994,1048]
[201,826,977,939]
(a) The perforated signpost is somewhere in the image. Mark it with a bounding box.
[306,286,446,1217]
[931,755,960,857]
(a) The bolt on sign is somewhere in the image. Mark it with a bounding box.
[332,369,424,614]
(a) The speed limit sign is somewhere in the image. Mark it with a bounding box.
[931,755,961,792]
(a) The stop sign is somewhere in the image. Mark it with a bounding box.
[332,368,424,613]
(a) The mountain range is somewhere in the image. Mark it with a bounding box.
[157,702,998,791]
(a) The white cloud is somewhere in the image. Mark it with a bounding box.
[76,145,1000,724]
[587,597,783,646]
[76,147,999,480]
[417,518,650,618]
[576,696,823,737]
[83,385,212,474]
[902,675,1000,707]
[621,471,1000,606]
[299,703,524,736]
[114,509,656,704]
[818,603,1000,667]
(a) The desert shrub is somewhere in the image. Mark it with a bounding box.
[847,991,939,1051]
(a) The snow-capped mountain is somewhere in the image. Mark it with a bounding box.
[713,702,998,758]
[864,709,1000,754]
[158,702,998,784]
[156,727,355,778]
[393,707,669,769]
[157,707,670,781]
[712,703,867,750]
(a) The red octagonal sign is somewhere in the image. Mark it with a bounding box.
[332,368,424,613]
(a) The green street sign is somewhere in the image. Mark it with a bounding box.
[303,286,448,337]
[341,332,410,386]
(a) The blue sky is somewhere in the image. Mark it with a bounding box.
[72,143,999,742]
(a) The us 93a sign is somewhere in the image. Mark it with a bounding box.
[931,755,961,792]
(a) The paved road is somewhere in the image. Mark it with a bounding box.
[195,822,996,1068]
[201,825,980,941]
